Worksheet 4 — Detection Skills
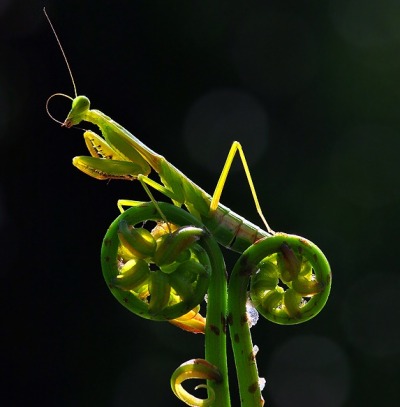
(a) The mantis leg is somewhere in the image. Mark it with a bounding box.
[118,174,184,232]
[210,141,274,234]
[117,174,179,213]
[72,130,151,181]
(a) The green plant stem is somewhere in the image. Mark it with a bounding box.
[102,202,232,405]
[228,256,264,407]
[228,233,332,406]
[202,235,231,407]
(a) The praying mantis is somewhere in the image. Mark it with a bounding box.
[61,94,273,253]
[45,9,331,407]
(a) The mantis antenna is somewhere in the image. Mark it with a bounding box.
[43,7,77,98]
[44,8,77,125]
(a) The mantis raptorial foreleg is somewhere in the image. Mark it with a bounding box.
[210,141,274,234]
[73,128,151,180]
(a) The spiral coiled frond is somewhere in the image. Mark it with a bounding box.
[101,202,215,322]
[246,233,331,324]
[171,359,222,407]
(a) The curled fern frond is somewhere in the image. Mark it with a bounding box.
[247,233,331,324]
[170,359,222,407]
[101,202,214,321]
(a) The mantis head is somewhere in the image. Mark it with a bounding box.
[63,95,91,128]
[46,93,90,128]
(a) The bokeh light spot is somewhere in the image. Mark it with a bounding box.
[183,88,268,174]
[267,335,350,407]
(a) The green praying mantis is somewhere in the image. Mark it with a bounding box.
[45,9,331,407]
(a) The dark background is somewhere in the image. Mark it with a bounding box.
[2,1,400,406]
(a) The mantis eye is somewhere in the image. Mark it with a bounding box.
[71,95,90,112]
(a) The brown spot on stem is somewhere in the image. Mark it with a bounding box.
[238,255,256,276]
[299,237,310,246]
[227,313,233,325]
[240,313,248,326]
[210,324,220,336]
[240,264,256,277]
[221,315,227,334]
[123,297,128,303]
[234,333,240,343]
[249,350,256,362]
[248,382,259,393]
